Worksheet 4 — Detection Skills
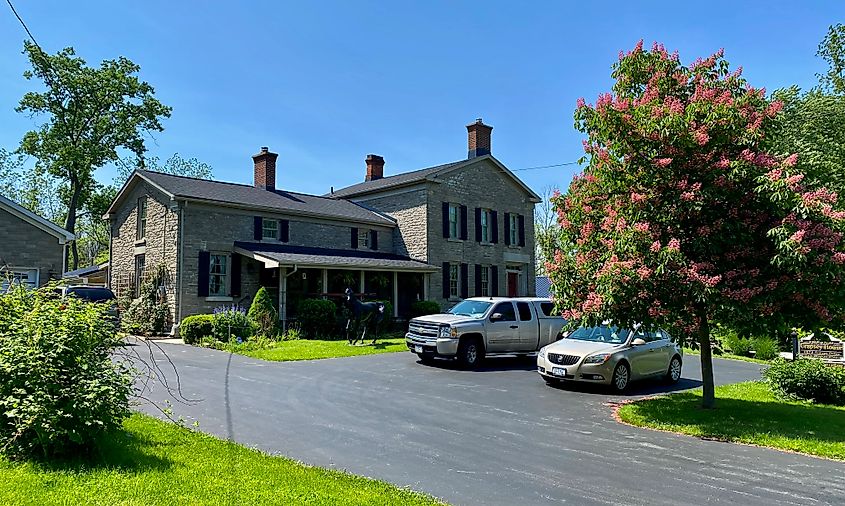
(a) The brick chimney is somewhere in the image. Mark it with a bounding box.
[466,118,492,159]
[253,146,278,191]
[365,154,385,181]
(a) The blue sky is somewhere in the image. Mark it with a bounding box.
[0,1,842,196]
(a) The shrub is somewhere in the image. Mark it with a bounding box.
[248,287,278,339]
[121,265,170,336]
[0,285,133,459]
[212,305,254,342]
[410,300,441,318]
[751,336,779,361]
[721,330,752,357]
[297,298,337,337]
[180,314,214,345]
[765,359,845,405]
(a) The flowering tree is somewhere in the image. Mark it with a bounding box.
[548,42,845,408]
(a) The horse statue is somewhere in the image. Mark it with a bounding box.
[343,287,386,345]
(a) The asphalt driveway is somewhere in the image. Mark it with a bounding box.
[132,342,845,505]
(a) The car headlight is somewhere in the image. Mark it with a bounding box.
[439,325,458,338]
[583,353,611,365]
[538,347,546,359]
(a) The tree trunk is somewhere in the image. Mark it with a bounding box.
[64,181,82,271]
[696,309,716,409]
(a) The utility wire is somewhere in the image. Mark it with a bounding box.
[510,161,581,172]
[5,0,42,50]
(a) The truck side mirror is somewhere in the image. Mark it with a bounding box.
[490,313,503,322]
[631,338,646,346]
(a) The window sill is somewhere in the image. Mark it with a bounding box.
[479,241,494,246]
[206,296,233,302]
[447,238,464,243]
[135,239,146,246]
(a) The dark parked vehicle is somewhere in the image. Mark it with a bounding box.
[55,286,120,328]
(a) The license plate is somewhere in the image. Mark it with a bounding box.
[414,345,423,353]
[552,367,567,377]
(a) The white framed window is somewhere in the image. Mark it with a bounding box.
[262,218,278,240]
[358,229,370,249]
[509,213,519,245]
[449,264,459,298]
[480,265,490,296]
[137,197,147,240]
[480,209,492,243]
[448,204,459,239]
[134,254,146,297]
[209,254,228,297]
[0,268,39,291]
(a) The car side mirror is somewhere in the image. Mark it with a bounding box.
[490,313,503,322]
[632,338,646,346]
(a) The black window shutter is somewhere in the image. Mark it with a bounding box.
[518,215,526,247]
[475,264,482,296]
[370,230,378,250]
[351,227,358,249]
[460,263,468,299]
[229,254,241,297]
[197,251,210,297]
[253,216,262,240]
[460,205,468,240]
[442,202,450,238]
[474,208,482,242]
[442,262,450,299]
[504,212,511,246]
[491,265,499,296]
[491,211,498,244]
[279,219,289,242]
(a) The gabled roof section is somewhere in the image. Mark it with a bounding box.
[0,193,74,243]
[329,155,541,202]
[107,170,395,227]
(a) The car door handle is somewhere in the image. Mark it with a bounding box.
[509,325,518,329]
[648,349,655,353]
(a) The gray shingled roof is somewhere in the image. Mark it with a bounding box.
[234,242,437,271]
[138,170,394,226]
[329,160,465,198]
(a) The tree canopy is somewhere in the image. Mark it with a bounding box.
[549,42,845,408]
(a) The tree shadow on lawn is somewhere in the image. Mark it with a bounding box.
[23,428,173,474]
[629,392,845,446]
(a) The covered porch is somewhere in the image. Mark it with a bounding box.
[233,242,437,328]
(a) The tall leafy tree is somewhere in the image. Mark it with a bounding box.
[817,23,845,95]
[15,41,171,269]
[534,185,561,275]
[114,152,213,186]
[548,42,845,408]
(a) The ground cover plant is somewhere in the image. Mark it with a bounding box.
[0,414,442,505]
[617,381,845,460]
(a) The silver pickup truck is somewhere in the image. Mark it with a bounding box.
[406,297,567,368]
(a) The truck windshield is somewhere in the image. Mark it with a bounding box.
[447,300,492,319]
[566,326,630,344]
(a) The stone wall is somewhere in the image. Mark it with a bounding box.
[0,208,65,285]
[352,187,427,261]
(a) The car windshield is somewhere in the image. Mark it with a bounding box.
[447,300,492,319]
[566,325,630,344]
[66,287,116,303]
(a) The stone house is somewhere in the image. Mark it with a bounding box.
[0,193,74,289]
[105,119,538,331]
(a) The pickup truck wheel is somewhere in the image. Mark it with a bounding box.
[457,337,484,369]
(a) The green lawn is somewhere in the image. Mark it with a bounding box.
[682,347,773,365]
[617,381,845,460]
[235,337,409,362]
[0,414,441,506]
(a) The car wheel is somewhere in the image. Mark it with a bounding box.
[665,355,682,384]
[417,352,435,364]
[610,362,630,392]
[457,337,484,369]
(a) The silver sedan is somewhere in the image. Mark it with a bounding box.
[537,325,683,392]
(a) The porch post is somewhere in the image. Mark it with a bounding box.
[393,271,399,318]
[359,270,365,295]
[322,269,328,298]
[423,272,429,301]
[279,267,287,332]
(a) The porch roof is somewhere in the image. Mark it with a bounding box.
[233,242,438,272]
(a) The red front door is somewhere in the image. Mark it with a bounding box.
[507,272,519,297]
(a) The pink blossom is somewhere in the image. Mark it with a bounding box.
[715,157,730,169]
[650,240,661,252]
[833,252,845,265]
[693,130,709,146]
[766,100,784,117]
[633,222,650,233]
[654,158,673,167]
[766,168,782,181]
[630,192,647,204]
[637,266,652,279]
[790,230,806,243]
[785,174,804,187]
[784,153,798,167]
[667,238,681,251]
[576,97,586,109]
[681,191,695,201]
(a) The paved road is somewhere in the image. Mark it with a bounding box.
[132,342,845,505]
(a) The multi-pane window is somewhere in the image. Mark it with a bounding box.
[480,265,489,296]
[358,229,370,249]
[449,264,459,298]
[209,254,228,297]
[509,213,519,245]
[262,218,278,240]
[0,269,38,291]
[134,254,145,297]
[137,197,147,240]
[480,209,492,242]
[448,204,459,239]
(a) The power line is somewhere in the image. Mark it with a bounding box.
[510,161,581,172]
[5,0,42,50]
